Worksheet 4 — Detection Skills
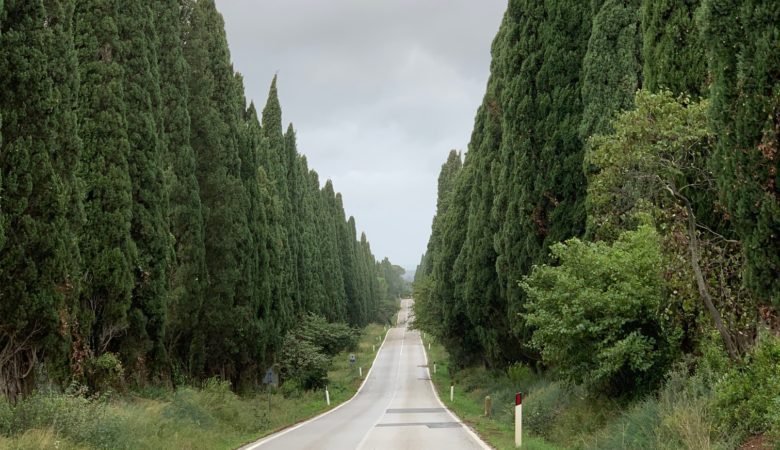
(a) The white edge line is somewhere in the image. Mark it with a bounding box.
[421,334,493,450]
[240,327,393,450]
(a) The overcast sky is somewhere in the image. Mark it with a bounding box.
[215,0,507,270]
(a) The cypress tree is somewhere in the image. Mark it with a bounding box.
[321,181,348,321]
[580,0,642,140]
[0,0,69,401]
[262,76,295,328]
[284,124,303,314]
[641,0,707,96]
[704,0,780,306]
[154,0,207,377]
[74,0,136,362]
[491,0,591,363]
[43,0,84,302]
[335,194,361,325]
[183,0,250,379]
[117,0,172,379]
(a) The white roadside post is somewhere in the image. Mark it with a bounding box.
[433,361,436,374]
[450,381,454,402]
[325,386,331,406]
[515,392,523,447]
[428,342,431,350]
[359,366,363,378]
[372,344,376,352]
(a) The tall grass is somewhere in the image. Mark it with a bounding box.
[0,324,388,450]
[423,336,743,450]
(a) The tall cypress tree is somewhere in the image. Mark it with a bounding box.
[321,181,348,321]
[117,0,172,379]
[154,0,207,377]
[183,0,251,379]
[0,0,69,401]
[74,0,136,362]
[704,0,780,306]
[492,0,592,363]
[580,0,642,140]
[262,76,295,328]
[641,0,707,96]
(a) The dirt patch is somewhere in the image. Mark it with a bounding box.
[741,434,775,450]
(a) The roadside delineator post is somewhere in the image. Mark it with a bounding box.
[450,381,454,402]
[372,344,376,352]
[359,366,363,378]
[433,361,436,374]
[428,342,431,350]
[515,392,523,447]
[325,386,331,406]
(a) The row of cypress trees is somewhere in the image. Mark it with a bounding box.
[0,0,390,401]
[415,0,778,369]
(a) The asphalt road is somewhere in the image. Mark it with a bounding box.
[242,299,489,450]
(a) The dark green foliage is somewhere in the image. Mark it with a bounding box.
[641,0,707,96]
[704,0,780,307]
[118,0,172,379]
[154,0,207,378]
[0,0,430,399]
[183,0,252,381]
[580,0,642,139]
[0,0,70,401]
[522,225,676,396]
[714,333,780,439]
[74,0,136,367]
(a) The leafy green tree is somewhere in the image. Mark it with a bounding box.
[0,0,70,402]
[586,90,752,359]
[74,0,137,367]
[704,0,780,307]
[522,225,675,396]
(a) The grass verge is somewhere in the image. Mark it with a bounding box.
[422,337,562,450]
[0,323,389,450]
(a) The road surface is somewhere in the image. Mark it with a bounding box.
[242,299,488,450]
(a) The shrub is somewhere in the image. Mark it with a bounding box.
[522,225,678,396]
[714,333,780,440]
[279,334,331,390]
[294,314,358,356]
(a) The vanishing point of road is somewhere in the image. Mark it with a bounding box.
[241,299,489,450]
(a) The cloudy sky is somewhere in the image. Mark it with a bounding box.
[215,0,507,270]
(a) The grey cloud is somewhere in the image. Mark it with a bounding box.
[216,0,507,269]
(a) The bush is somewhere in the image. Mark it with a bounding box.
[294,314,358,356]
[715,333,780,440]
[522,225,677,396]
[279,334,331,390]
[86,352,125,393]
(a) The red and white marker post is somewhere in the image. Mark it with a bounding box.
[514,392,522,447]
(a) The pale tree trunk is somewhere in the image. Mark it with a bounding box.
[0,334,38,404]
